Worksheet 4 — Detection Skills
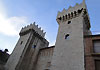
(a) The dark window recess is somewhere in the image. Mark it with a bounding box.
[65,15,67,19]
[65,34,69,39]
[68,14,70,18]
[32,45,36,48]
[78,10,82,13]
[74,11,76,16]
[68,21,71,24]
[63,16,64,20]
[95,60,100,70]
[71,12,73,17]
[58,17,62,20]
[20,41,23,45]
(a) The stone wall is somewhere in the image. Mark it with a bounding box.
[35,46,54,70]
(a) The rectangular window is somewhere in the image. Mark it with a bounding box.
[93,40,100,53]
[95,60,100,70]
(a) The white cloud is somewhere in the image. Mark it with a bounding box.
[0,0,29,54]
[0,14,28,36]
[0,0,28,36]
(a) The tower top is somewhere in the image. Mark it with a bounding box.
[19,22,46,37]
[57,0,87,19]
[56,0,90,26]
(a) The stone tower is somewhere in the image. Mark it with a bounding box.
[5,22,49,70]
[50,0,91,70]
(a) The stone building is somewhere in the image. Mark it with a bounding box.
[4,0,100,70]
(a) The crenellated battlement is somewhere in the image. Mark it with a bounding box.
[20,22,46,37]
[56,0,88,24]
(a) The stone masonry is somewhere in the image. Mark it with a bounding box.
[4,0,99,70]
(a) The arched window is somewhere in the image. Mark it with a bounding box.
[65,34,69,40]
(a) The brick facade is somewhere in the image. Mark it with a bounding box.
[85,35,100,70]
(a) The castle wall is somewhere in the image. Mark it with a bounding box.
[5,32,31,70]
[15,34,37,70]
[35,47,54,70]
[27,36,49,70]
[51,15,85,70]
[5,23,49,70]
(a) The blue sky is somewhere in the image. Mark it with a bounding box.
[0,0,100,54]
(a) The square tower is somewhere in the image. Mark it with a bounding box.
[5,22,49,70]
[51,0,91,70]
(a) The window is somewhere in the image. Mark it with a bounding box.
[20,41,23,45]
[95,60,100,70]
[68,21,71,24]
[65,34,69,40]
[58,17,62,20]
[93,40,100,53]
[74,11,76,16]
[65,15,67,19]
[71,12,73,17]
[78,9,82,13]
[63,16,64,20]
[32,45,36,48]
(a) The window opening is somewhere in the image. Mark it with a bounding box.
[32,45,36,48]
[93,40,100,53]
[65,15,67,19]
[74,11,76,16]
[68,14,70,18]
[71,12,73,17]
[78,10,82,13]
[95,60,100,70]
[58,17,62,20]
[65,34,69,40]
[63,16,64,20]
[20,41,23,45]
[68,21,71,24]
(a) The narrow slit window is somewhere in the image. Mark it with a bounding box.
[68,21,71,24]
[63,16,64,20]
[65,15,67,19]
[65,34,69,40]
[74,11,76,16]
[20,41,23,45]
